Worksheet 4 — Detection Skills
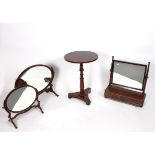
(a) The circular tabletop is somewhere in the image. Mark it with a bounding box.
[5,86,37,113]
[64,51,98,64]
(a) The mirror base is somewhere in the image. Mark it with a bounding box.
[104,85,146,107]
[45,84,59,97]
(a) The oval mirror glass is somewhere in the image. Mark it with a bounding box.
[20,66,52,92]
[7,86,36,112]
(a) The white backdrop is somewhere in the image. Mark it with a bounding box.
[0,0,155,132]
[1,1,155,154]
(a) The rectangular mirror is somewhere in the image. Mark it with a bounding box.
[105,56,150,107]
[112,61,147,90]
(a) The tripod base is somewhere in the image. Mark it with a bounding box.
[68,88,91,105]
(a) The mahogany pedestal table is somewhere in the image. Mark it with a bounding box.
[64,51,98,105]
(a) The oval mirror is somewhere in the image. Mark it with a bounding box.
[15,65,54,94]
[6,86,37,112]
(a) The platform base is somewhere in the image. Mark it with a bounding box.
[104,85,145,107]
[68,88,91,105]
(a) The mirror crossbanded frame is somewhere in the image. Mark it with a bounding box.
[104,56,150,107]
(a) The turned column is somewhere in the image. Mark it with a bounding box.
[79,63,85,97]
[64,51,98,105]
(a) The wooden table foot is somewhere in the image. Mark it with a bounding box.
[68,88,91,105]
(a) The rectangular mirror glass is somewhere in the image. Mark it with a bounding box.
[112,61,146,90]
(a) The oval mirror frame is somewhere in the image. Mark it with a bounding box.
[4,85,38,113]
[15,64,57,95]
[3,85,44,129]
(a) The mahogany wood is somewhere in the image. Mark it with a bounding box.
[15,64,59,97]
[105,85,145,107]
[105,56,150,107]
[64,51,98,63]
[68,88,91,105]
[64,51,98,105]
[3,85,44,129]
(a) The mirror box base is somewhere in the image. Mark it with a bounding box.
[104,85,146,107]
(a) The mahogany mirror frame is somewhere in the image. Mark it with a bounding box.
[3,85,43,129]
[104,56,150,107]
[15,64,59,97]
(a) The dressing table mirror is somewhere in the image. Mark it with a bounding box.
[3,64,59,129]
[15,64,58,96]
[3,85,43,129]
[104,56,150,107]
